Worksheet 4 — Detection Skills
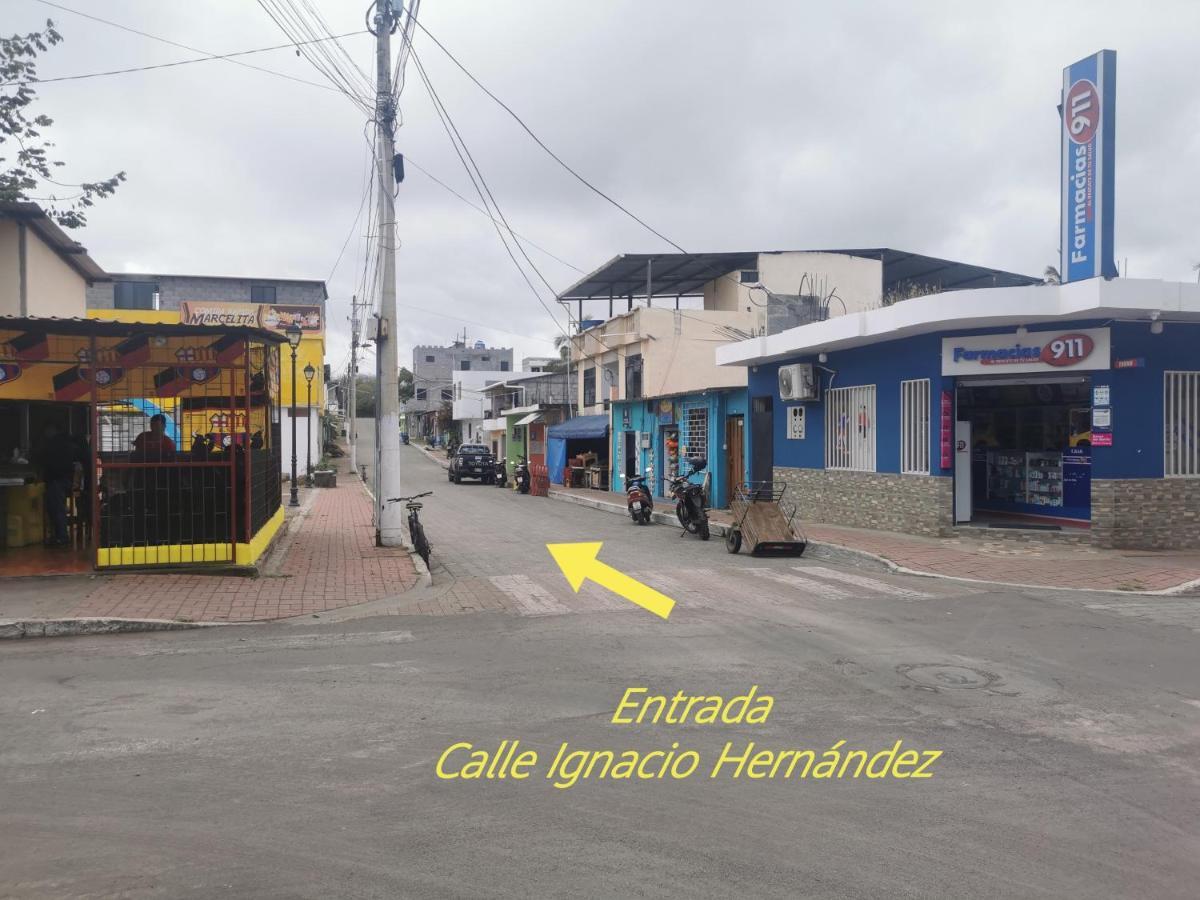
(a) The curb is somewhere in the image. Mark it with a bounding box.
[361,447,435,588]
[0,617,220,640]
[543,489,1200,597]
[414,444,450,470]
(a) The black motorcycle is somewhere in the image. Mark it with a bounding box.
[670,459,710,540]
[513,456,531,494]
[494,458,508,488]
[625,473,653,525]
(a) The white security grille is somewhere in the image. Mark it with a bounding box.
[825,385,877,472]
[900,379,931,475]
[1165,371,1200,476]
[683,406,708,461]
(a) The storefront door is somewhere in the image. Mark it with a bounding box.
[956,375,1092,528]
[750,397,773,493]
[726,414,744,502]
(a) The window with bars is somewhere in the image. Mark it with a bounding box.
[583,368,596,407]
[825,385,876,471]
[900,379,931,475]
[683,406,708,462]
[1165,371,1200,476]
[625,354,643,400]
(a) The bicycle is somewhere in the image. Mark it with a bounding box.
[387,491,433,567]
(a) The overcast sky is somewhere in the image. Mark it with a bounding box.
[9,0,1200,373]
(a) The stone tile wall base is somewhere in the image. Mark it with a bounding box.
[772,467,952,537]
[1092,478,1200,550]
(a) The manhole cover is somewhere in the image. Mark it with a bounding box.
[896,663,1000,690]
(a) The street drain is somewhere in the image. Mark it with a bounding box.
[896,663,1000,691]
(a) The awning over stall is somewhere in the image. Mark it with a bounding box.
[547,414,609,440]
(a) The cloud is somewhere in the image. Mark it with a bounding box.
[8,0,1199,374]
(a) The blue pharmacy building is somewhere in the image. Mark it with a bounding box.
[718,278,1200,550]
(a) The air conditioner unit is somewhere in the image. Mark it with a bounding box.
[778,363,818,401]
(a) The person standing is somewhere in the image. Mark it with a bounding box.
[34,423,83,547]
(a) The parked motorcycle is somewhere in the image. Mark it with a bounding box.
[670,459,710,540]
[494,458,507,488]
[624,473,653,525]
[513,456,531,494]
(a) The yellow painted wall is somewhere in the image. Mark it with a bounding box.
[87,308,325,407]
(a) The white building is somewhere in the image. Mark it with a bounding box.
[452,369,518,445]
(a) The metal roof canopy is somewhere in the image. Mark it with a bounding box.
[557,252,758,302]
[556,249,1039,303]
[0,315,286,343]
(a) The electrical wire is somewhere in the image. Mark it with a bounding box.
[327,127,378,283]
[29,0,341,94]
[0,30,370,87]
[403,39,567,338]
[407,14,685,254]
[406,13,766,308]
[403,155,583,275]
[255,0,373,114]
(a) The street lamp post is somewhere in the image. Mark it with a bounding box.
[303,363,316,486]
[285,323,303,507]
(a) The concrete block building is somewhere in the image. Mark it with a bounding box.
[408,341,512,440]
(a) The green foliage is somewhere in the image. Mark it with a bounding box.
[334,367,413,418]
[0,20,126,228]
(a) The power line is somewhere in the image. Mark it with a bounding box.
[30,0,340,94]
[255,0,373,114]
[409,15,686,254]
[407,14,768,311]
[403,38,567,338]
[327,126,378,283]
[403,155,583,275]
[30,0,584,288]
[0,29,368,87]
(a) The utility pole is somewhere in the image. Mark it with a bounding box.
[348,294,362,479]
[372,0,404,546]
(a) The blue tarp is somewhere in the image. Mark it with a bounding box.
[547,437,567,484]
[547,414,609,440]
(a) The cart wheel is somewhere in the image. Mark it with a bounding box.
[725,529,741,554]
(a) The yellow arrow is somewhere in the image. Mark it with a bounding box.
[546,542,676,620]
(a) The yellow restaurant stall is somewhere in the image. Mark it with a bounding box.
[0,316,285,575]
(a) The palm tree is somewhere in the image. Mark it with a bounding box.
[1192,261,1199,284]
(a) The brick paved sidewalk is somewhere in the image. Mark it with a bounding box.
[69,474,419,623]
[548,484,1200,594]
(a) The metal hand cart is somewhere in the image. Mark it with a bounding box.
[725,481,807,556]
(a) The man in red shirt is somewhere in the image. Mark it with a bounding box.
[132,413,176,461]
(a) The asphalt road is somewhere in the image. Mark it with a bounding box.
[3,438,1200,898]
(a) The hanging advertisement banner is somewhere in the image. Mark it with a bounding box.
[1060,50,1117,283]
[939,391,953,469]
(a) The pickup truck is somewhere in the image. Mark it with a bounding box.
[449,444,496,484]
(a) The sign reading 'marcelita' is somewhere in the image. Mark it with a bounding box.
[941,328,1111,376]
[1060,50,1117,283]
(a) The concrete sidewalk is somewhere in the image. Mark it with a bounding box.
[1,458,420,634]
[547,483,1200,595]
